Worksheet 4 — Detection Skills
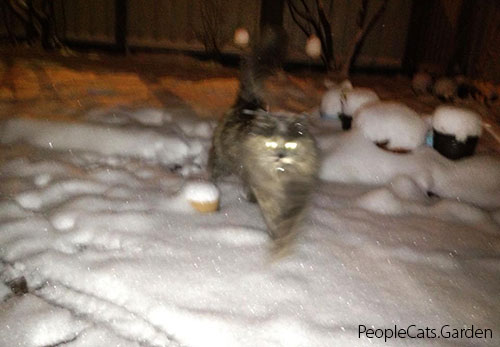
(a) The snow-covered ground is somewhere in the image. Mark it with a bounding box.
[0,107,499,347]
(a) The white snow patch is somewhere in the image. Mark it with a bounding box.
[432,105,483,141]
[1,118,191,166]
[86,107,171,126]
[1,106,499,347]
[0,294,88,346]
[0,282,10,301]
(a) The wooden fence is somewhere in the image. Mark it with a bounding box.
[1,0,412,69]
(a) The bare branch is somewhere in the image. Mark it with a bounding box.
[286,1,311,37]
[314,0,334,67]
[362,0,388,33]
[287,0,317,29]
[341,0,388,77]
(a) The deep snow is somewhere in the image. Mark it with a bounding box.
[0,107,499,347]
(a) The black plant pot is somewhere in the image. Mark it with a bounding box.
[339,114,352,130]
[433,129,478,160]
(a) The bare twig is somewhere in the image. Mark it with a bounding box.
[287,0,333,68]
[287,1,311,37]
[314,0,334,68]
[340,0,388,77]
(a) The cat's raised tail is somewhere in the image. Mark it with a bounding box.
[234,25,288,111]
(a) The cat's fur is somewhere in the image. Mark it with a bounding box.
[209,27,319,252]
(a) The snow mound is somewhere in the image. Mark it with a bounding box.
[320,129,500,209]
[356,182,494,228]
[353,101,429,150]
[432,105,482,141]
[0,294,88,346]
[343,88,380,116]
[0,117,199,168]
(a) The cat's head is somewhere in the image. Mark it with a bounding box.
[244,109,315,167]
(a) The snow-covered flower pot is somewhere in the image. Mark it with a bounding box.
[320,88,343,120]
[320,81,353,120]
[338,114,352,130]
[432,130,478,160]
[340,88,380,131]
[320,86,379,131]
[354,101,428,152]
[431,106,482,160]
[183,182,220,213]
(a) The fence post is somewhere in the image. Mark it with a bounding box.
[115,0,128,53]
[260,0,285,28]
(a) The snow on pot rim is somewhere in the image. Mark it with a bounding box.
[183,181,220,213]
[183,181,220,203]
[353,101,429,150]
[432,105,482,142]
[342,87,380,116]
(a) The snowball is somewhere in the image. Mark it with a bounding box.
[51,212,76,230]
[432,105,482,141]
[305,35,322,58]
[183,182,219,203]
[342,88,380,116]
[354,101,429,150]
[411,72,432,94]
[234,28,250,47]
[433,77,457,101]
[34,173,52,187]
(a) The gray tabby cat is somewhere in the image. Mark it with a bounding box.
[209,26,319,252]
